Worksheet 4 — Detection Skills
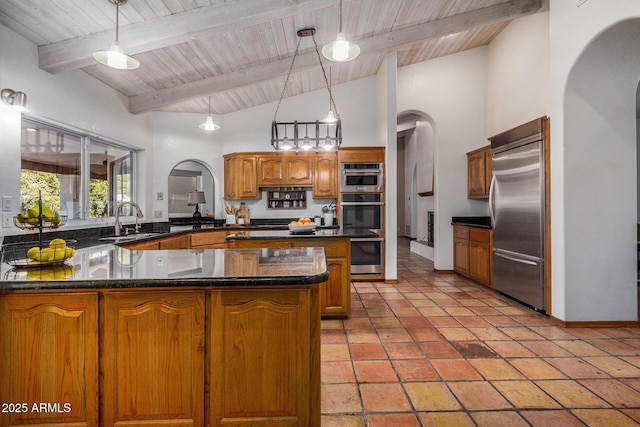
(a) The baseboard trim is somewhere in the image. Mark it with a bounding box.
[550,316,640,328]
[434,269,455,274]
[385,279,398,284]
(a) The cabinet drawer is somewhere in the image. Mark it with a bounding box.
[469,228,490,243]
[190,231,228,247]
[453,226,470,239]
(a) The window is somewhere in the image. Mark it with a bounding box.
[20,118,136,220]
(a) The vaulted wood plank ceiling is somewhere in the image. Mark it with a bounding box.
[0,0,542,115]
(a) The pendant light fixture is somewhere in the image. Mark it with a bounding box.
[199,96,220,131]
[271,28,342,152]
[93,0,140,70]
[322,0,360,62]
[321,67,338,124]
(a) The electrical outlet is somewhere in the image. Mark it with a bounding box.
[157,192,163,200]
[3,214,11,228]
[154,210,163,218]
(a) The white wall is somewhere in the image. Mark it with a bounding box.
[152,112,225,219]
[549,0,640,321]
[0,23,153,238]
[487,10,550,135]
[397,47,488,271]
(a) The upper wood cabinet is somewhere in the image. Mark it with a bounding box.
[467,145,492,199]
[258,154,313,187]
[338,146,385,163]
[224,154,259,200]
[313,152,338,198]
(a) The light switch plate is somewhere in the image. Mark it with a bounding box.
[154,210,163,218]
[157,192,163,200]
[2,196,11,211]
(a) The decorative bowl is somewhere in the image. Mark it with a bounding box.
[288,224,316,233]
[1,239,77,268]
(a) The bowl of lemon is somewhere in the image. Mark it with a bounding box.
[14,203,67,230]
[288,218,316,233]
[1,238,76,268]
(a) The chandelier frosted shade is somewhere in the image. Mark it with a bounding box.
[93,40,140,70]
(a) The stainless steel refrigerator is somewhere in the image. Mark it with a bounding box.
[489,118,545,311]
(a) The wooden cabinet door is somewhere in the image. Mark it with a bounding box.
[0,293,99,427]
[285,157,313,185]
[208,289,320,426]
[101,291,205,427]
[453,238,469,275]
[258,156,285,186]
[238,155,259,198]
[484,148,493,195]
[225,154,259,199]
[189,230,228,248]
[224,250,260,275]
[321,257,350,318]
[224,154,238,199]
[313,152,338,198]
[469,242,491,286]
[467,149,487,198]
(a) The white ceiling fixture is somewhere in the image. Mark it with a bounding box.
[92,0,140,70]
[322,0,360,62]
[199,96,220,131]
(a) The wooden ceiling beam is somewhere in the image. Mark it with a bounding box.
[129,0,541,114]
[38,0,337,74]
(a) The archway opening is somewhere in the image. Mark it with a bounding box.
[168,160,215,220]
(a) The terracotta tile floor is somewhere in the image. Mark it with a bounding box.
[320,238,640,426]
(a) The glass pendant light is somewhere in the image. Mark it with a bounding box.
[322,0,360,62]
[199,96,220,131]
[93,0,140,70]
[321,67,338,124]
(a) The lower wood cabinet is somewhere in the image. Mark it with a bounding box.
[0,285,320,426]
[0,293,99,426]
[453,225,492,287]
[232,237,351,318]
[101,291,205,426]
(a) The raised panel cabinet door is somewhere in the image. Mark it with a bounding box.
[224,155,238,199]
[453,238,470,275]
[238,156,259,198]
[258,157,285,186]
[467,149,486,198]
[208,289,320,426]
[321,257,350,318]
[469,242,492,286]
[101,291,205,427]
[285,157,313,185]
[313,153,338,198]
[0,293,99,427]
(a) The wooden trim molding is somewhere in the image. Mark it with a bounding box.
[434,269,455,274]
[550,316,640,328]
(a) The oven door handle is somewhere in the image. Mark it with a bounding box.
[340,202,385,206]
[342,171,382,176]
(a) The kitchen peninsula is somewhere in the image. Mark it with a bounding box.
[0,245,326,426]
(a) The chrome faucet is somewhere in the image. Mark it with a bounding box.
[114,201,144,236]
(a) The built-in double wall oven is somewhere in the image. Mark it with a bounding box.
[340,162,385,276]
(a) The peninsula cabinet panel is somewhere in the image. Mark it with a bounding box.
[224,154,259,199]
[321,257,350,317]
[123,239,160,250]
[0,293,99,427]
[158,233,190,249]
[189,230,228,248]
[101,291,205,427]
[313,152,338,198]
[208,289,320,426]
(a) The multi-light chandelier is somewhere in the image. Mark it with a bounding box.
[271,28,342,152]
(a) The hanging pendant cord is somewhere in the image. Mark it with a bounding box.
[115,2,120,41]
[273,36,302,122]
[312,33,339,119]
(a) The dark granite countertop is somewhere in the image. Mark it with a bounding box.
[227,227,379,240]
[0,245,329,291]
[451,216,492,229]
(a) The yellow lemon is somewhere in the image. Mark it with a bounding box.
[40,248,54,262]
[26,247,41,260]
[64,247,75,259]
[52,248,66,261]
[49,238,66,249]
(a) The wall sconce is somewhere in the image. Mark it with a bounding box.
[1,89,27,111]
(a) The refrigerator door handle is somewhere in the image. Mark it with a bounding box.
[494,251,538,266]
[488,174,496,225]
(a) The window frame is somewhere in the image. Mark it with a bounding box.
[20,115,138,223]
